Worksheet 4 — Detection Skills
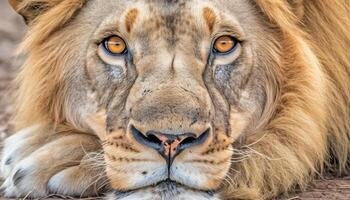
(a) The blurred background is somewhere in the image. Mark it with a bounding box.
[0,1,348,199]
[0,0,26,138]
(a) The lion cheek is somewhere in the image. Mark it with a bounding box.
[106,167,132,190]
[229,107,253,140]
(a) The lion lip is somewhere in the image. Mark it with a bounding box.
[113,178,215,195]
[114,179,180,193]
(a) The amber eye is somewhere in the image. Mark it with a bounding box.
[213,36,237,54]
[103,36,127,55]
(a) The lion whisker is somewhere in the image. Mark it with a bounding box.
[241,133,268,148]
[79,172,107,198]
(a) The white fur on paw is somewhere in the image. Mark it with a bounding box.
[1,125,41,178]
[0,125,103,198]
[0,125,48,198]
[0,177,20,197]
[0,155,47,198]
[48,166,102,197]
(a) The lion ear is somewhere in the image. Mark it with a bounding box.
[8,0,60,24]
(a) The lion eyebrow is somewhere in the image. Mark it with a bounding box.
[125,8,139,33]
[202,7,216,34]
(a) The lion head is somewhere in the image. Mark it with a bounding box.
[9,0,350,199]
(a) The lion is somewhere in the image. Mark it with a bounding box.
[1,0,349,199]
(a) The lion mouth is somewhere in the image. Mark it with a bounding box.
[113,179,215,196]
[109,179,218,200]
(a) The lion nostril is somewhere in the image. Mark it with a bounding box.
[131,125,211,165]
[131,126,163,151]
[178,129,210,151]
[180,136,196,146]
[145,132,163,144]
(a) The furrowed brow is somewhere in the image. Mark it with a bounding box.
[202,7,216,34]
[125,8,139,33]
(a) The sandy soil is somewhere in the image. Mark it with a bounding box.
[0,1,349,200]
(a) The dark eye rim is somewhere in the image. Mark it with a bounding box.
[102,35,128,56]
[212,35,239,55]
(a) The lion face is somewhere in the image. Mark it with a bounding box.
[15,0,280,197]
[9,0,350,198]
[68,0,271,195]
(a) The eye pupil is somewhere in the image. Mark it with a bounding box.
[214,36,236,54]
[104,36,127,54]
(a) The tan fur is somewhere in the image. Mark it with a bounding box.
[125,8,139,33]
[6,0,350,199]
[12,0,85,128]
[220,1,350,199]
[202,7,216,34]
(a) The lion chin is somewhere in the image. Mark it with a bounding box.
[105,180,219,200]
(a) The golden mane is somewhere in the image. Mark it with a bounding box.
[12,0,85,129]
[256,0,350,174]
[222,1,350,199]
[12,0,350,199]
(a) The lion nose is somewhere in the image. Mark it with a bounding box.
[131,126,210,165]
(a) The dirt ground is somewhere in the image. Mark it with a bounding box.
[0,1,349,200]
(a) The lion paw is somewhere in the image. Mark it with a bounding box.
[0,125,105,198]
